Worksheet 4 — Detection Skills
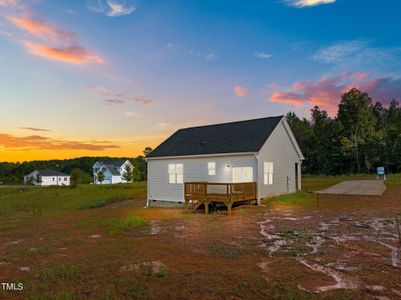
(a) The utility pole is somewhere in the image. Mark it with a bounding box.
[56,164,59,186]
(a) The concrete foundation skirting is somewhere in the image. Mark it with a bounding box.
[148,200,185,208]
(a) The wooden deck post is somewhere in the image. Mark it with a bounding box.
[224,198,233,216]
[204,199,210,214]
[227,202,232,215]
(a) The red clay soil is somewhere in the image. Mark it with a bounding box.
[0,187,400,299]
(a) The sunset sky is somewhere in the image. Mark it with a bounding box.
[1,0,401,162]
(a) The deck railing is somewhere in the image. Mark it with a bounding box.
[184,182,257,215]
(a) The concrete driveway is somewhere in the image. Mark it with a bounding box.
[317,180,386,196]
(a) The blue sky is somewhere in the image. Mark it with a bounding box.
[0,0,401,161]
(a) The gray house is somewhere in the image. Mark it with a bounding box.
[146,116,304,208]
[92,159,133,184]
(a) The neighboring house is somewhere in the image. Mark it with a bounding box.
[92,159,133,184]
[146,115,304,206]
[24,169,71,186]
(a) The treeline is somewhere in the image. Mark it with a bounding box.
[287,88,401,175]
[0,147,152,184]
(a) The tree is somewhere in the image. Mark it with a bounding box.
[309,106,338,174]
[122,164,134,182]
[337,88,377,172]
[35,173,42,185]
[26,176,34,185]
[97,169,105,184]
[143,147,153,157]
[71,168,92,184]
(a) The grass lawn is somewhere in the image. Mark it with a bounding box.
[0,182,147,216]
[0,176,400,299]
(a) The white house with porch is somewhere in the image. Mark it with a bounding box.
[146,115,304,210]
[24,169,71,186]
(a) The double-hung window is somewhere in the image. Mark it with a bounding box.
[208,162,216,176]
[264,162,273,185]
[168,164,183,184]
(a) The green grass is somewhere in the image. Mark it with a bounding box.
[39,262,83,282]
[264,192,315,206]
[104,215,149,235]
[0,182,146,216]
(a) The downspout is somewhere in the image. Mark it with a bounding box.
[145,158,150,207]
[254,153,260,205]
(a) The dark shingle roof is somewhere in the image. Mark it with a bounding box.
[104,164,121,176]
[147,116,283,158]
[36,169,69,177]
[100,159,127,167]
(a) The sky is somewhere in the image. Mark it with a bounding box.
[1,0,401,162]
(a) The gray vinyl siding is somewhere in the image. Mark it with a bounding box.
[147,154,257,202]
[257,119,301,199]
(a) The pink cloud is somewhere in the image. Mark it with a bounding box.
[4,5,103,65]
[7,15,75,41]
[0,0,23,9]
[269,72,401,115]
[271,92,304,107]
[21,40,103,64]
[234,85,247,97]
[132,96,154,104]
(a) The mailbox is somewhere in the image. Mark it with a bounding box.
[376,167,386,180]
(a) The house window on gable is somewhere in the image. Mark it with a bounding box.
[264,162,273,185]
[208,162,216,176]
[168,164,183,184]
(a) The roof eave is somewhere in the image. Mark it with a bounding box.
[145,151,258,161]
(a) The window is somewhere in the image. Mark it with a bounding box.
[52,177,55,181]
[64,177,67,181]
[168,164,183,184]
[232,167,253,183]
[264,162,273,185]
[208,162,216,176]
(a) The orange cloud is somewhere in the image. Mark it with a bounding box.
[234,85,247,97]
[271,92,304,106]
[7,15,75,41]
[21,40,103,64]
[0,133,119,151]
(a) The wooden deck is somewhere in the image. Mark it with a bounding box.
[184,182,257,215]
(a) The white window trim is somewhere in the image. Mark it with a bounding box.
[264,162,273,185]
[232,167,253,183]
[168,164,183,184]
[208,162,216,176]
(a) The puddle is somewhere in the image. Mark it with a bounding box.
[89,234,101,239]
[297,259,359,293]
[150,221,162,235]
[307,236,325,254]
[366,285,385,291]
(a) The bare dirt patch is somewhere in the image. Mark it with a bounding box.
[0,184,400,299]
